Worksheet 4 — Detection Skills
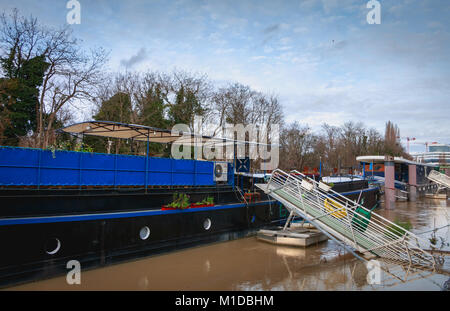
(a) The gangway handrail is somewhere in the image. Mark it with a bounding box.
[261,169,437,269]
[288,169,432,246]
[287,171,431,261]
[290,169,432,262]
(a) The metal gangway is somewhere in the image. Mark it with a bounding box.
[427,170,450,192]
[256,169,437,269]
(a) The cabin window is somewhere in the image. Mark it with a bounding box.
[45,238,61,255]
[203,218,212,230]
[139,226,151,240]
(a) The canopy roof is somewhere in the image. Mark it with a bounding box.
[60,121,203,144]
[60,121,276,147]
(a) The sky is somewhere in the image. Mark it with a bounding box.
[1,0,449,153]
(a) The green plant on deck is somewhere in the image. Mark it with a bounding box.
[74,142,94,153]
[167,192,190,209]
[47,141,72,158]
[47,145,57,159]
[202,196,214,205]
[191,200,201,206]
[47,140,94,157]
[55,140,72,151]
[192,196,214,206]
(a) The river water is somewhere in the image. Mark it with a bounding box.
[7,197,450,291]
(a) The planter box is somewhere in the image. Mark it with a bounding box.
[161,205,177,210]
[190,203,214,208]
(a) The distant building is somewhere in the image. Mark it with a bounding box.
[412,143,450,166]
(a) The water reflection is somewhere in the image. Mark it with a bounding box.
[6,198,449,291]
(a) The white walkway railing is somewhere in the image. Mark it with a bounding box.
[256,169,436,269]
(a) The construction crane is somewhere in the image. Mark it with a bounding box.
[410,141,439,152]
[397,136,416,154]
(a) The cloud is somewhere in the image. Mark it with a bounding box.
[120,47,148,68]
[263,24,280,34]
[250,56,267,61]
[261,23,289,45]
[214,48,235,54]
[279,37,292,45]
[9,0,448,146]
[331,40,347,50]
[293,26,308,34]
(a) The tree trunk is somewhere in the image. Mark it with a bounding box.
[43,112,56,148]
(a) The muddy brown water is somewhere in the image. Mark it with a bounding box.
[6,197,450,291]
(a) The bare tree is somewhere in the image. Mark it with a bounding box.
[366,128,384,155]
[339,121,366,168]
[320,123,341,173]
[210,83,251,133]
[211,83,283,131]
[167,69,212,130]
[0,9,108,148]
[279,122,315,171]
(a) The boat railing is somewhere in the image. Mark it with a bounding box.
[234,185,248,205]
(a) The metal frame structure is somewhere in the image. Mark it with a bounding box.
[59,120,278,148]
[256,169,437,269]
[427,170,450,194]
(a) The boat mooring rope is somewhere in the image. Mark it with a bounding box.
[415,224,450,235]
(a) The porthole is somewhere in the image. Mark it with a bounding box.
[139,226,151,240]
[45,238,61,255]
[203,218,212,230]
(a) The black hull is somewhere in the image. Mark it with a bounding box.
[0,186,379,288]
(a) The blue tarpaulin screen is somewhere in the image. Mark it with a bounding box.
[0,146,219,187]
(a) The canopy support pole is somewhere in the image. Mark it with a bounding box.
[145,132,149,194]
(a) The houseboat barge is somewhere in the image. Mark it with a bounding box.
[0,121,379,287]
